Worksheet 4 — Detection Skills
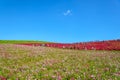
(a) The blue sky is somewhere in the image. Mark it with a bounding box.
[0,0,120,43]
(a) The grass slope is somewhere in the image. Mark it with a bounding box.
[0,44,120,80]
[0,40,50,44]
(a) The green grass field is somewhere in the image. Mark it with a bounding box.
[0,40,50,44]
[0,44,120,80]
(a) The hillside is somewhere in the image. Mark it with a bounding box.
[0,44,120,79]
[0,40,50,44]
[12,39,120,50]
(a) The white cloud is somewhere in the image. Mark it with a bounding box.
[63,10,72,16]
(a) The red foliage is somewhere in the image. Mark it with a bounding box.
[19,40,120,50]
[0,76,7,80]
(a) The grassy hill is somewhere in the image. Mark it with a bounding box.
[0,44,120,79]
[0,40,120,50]
[0,40,50,44]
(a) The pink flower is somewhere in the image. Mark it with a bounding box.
[58,75,62,80]
[52,75,56,78]
[90,75,95,78]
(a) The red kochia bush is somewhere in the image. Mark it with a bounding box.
[0,76,7,80]
[19,40,120,50]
